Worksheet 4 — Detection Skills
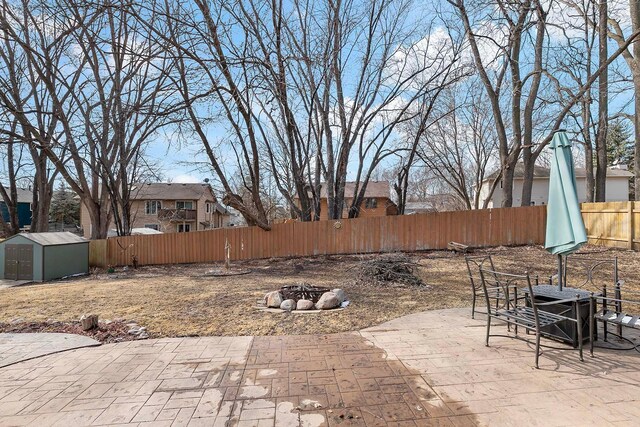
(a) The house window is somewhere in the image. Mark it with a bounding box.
[365,198,378,209]
[177,223,191,232]
[145,200,161,215]
[206,203,211,213]
[176,201,193,210]
[144,224,159,230]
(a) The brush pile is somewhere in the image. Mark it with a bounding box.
[357,253,425,287]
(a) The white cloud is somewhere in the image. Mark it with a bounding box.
[544,0,630,41]
[169,173,203,184]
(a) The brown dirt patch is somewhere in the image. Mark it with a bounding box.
[0,245,638,337]
[0,320,137,343]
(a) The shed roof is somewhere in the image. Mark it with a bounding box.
[3,232,88,246]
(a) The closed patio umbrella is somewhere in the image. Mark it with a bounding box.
[544,130,587,290]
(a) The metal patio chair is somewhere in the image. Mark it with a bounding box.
[549,254,619,291]
[479,268,584,368]
[465,255,496,319]
[590,281,640,355]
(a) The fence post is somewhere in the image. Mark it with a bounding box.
[629,201,635,250]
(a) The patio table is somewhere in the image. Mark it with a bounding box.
[523,285,597,347]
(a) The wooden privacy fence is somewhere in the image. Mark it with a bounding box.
[582,201,640,250]
[91,205,547,267]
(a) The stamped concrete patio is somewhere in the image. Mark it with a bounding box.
[0,308,638,426]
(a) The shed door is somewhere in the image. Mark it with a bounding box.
[4,244,33,281]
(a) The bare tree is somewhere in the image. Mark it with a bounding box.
[298,0,468,219]
[596,0,609,201]
[415,82,499,209]
[0,0,181,238]
[452,0,640,206]
[0,118,21,235]
[0,3,63,234]
[448,0,547,207]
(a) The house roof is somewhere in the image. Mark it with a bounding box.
[16,189,32,203]
[4,232,87,246]
[212,202,230,215]
[0,188,32,204]
[315,181,391,199]
[484,164,633,180]
[404,202,434,211]
[130,183,216,201]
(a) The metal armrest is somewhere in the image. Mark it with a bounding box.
[535,297,579,306]
[613,288,640,296]
[593,296,640,306]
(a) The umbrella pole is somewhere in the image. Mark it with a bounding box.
[557,255,563,291]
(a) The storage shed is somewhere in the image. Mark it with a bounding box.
[0,232,89,282]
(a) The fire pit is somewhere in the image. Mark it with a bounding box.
[280,284,330,303]
[261,283,348,311]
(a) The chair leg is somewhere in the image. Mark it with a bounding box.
[471,293,476,319]
[535,332,541,369]
[575,301,583,362]
[589,299,595,357]
[589,319,595,358]
[485,316,491,347]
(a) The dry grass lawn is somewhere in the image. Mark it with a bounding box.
[1,245,639,337]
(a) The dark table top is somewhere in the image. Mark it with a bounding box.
[524,285,595,301]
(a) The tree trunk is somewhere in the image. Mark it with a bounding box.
[595,0,608,201]
[82,197,111,240]
[635,76,640,199]
[521,148,534,206]
[501,164,516,207]
[585,141,596,202]
[630,0,640,199]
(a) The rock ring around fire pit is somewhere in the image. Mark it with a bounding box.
[257,283,349,313]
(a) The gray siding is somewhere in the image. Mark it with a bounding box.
[0,235,43,281]
[1,234,87,281]
[42,243,89,281]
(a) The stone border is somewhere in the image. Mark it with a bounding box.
[254,306,347,314]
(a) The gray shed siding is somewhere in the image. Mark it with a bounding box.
[1,233,88,282]
[42,243,89,281]
[0,234,44,281]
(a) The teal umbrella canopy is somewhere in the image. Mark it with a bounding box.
[544,131,587,256]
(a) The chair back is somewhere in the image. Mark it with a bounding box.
[559,254,618,291]
[479,268,537,318]
[465,255,495,293]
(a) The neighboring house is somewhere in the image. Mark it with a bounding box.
[225,207,246,227]
[80,183,231,238]
[0,188,32,230]
[295,181,398,220]
[404,194,466,214]
[478,164,633,208]
[404,202,435,215]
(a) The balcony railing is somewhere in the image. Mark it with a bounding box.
[158,208,197,221]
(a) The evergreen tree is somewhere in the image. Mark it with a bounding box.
[49,183,80,225]
[607,119,634,168]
